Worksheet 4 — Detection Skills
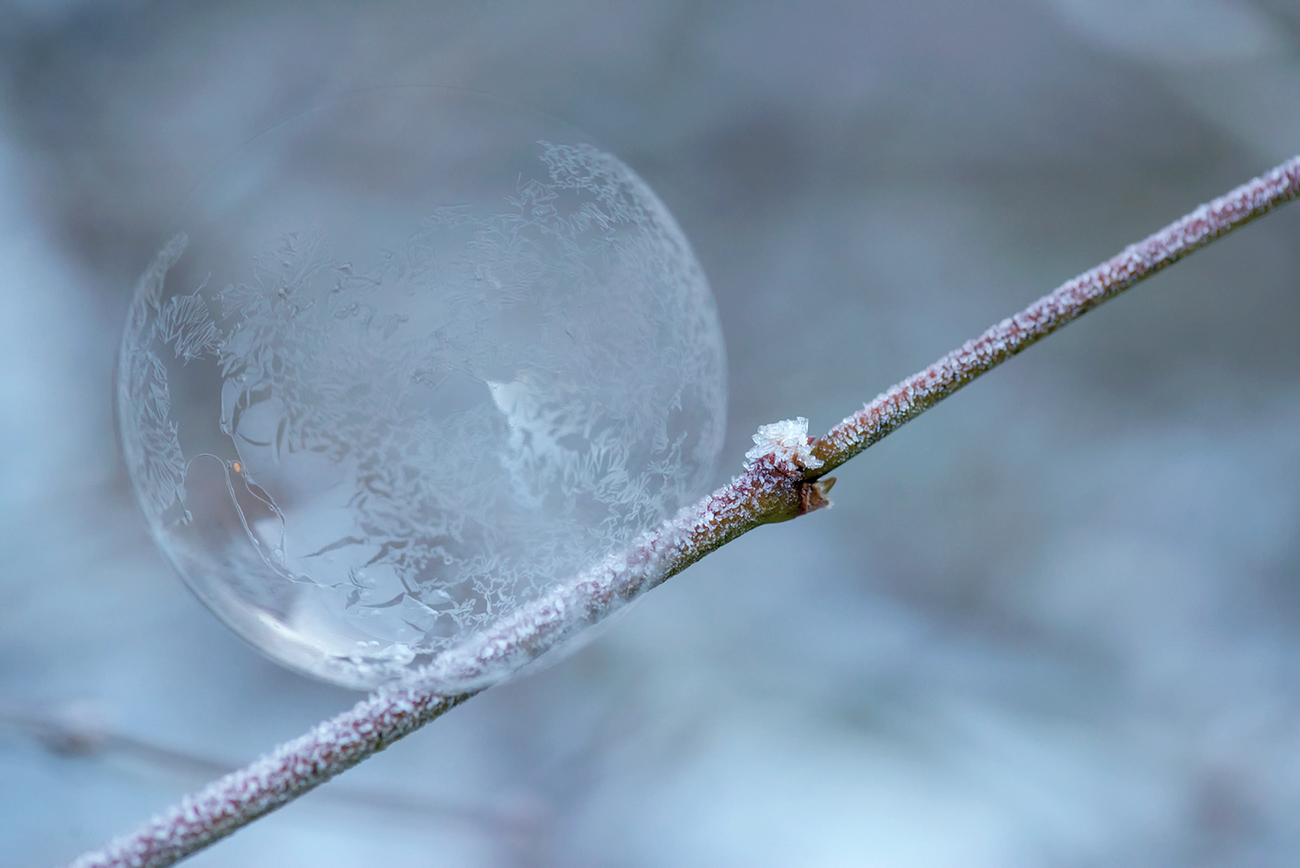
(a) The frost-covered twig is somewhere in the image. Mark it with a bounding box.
[809,155,1300,474]
[66,155,1300,868]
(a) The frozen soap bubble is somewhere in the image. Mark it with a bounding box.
[117,88,726,690]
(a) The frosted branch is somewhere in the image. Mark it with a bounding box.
[65,155,1300,868]
[809,155,1300,475]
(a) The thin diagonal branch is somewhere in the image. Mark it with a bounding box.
[66,155,1300,868]
[810,155,1300,474]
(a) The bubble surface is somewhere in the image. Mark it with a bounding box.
[117,88,726,690]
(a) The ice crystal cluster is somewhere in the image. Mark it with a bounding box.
[117,89,726,690]
[744,417,821,473]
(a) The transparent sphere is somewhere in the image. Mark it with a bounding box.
[117,88,726,690]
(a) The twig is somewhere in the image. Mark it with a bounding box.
[810,155,1300,475]
[65,155,1300,868]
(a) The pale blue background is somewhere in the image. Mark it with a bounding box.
[3,1,1300,866]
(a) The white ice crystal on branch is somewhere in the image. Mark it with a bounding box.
[744,417,824,473]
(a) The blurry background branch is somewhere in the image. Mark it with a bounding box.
[0,705,535,842]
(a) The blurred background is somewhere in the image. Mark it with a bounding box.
[3,1,1300,865]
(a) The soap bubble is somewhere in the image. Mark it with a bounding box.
[117,88,726,690]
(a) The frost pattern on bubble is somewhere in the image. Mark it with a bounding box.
[119,141,726,690]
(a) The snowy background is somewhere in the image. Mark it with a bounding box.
[4,1,1300,866]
